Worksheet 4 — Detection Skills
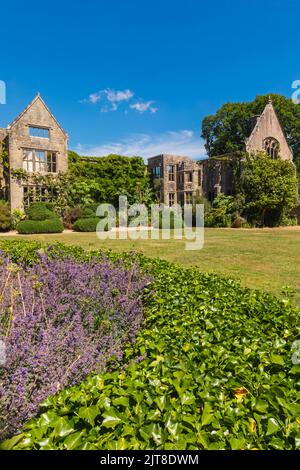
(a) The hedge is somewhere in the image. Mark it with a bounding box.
[16,219,64,234]
[73,217,111,232]
[0,240,299,450]
[73,217,100,232]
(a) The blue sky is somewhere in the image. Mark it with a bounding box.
[0,0,299,160]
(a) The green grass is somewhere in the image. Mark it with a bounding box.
[1,227,299,304]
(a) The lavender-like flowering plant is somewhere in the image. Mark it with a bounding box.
[0,253,147,440]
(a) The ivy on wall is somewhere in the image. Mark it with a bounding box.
[9,152,154,212]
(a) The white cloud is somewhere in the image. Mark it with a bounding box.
[88,92,102,104]
[130,100,158,114]
[74,130,207,160]
[81,88,134,110]
[105,89,134,103]
[81,89,158,114]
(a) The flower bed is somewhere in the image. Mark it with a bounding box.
[0,248,147,440]
[0,241,300,450]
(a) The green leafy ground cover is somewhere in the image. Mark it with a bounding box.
[0,240,300,450]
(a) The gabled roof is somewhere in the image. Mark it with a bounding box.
[246,97,291,152]
[7,93,67,137]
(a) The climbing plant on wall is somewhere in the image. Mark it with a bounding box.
[0,142,9,199]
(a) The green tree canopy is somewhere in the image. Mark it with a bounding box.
[240,152,298,226]
[202,93,300,172]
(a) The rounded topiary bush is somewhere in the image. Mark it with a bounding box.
[16,219,64,234]
[17,202,63,234]
[27,202,57,221]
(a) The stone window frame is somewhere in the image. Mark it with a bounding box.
[168,192,175,206]
[185,171,193,183]
[22,148,57,173]
[198,169,201,186]
[177,168,184,185]
[35,150,46,172]
[46,151,57,173]
[185,191,193,205]
[29,126,50,139]
[151,166,161,177]
[264,137,280,159]
[167,164,175,181]
[23,185,55,208]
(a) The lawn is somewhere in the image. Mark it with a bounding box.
[1,227,299,304]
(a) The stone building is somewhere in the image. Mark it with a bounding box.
[148,154,202,206]
[0,94,68,212]
[148,99,293,204]
[200,98,293,201]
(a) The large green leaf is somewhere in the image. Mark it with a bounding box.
[78,405,100,426]
[267,418,280,436]
[102,410,122,429]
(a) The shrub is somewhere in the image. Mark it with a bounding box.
[63,207,83,229]
[279,216,297,227]
[73,215,113,232]
[1,241,299,450]
[81,207,96,218]
[205,194,235,227]
[11,209,26,229]
[0,201,11,231]
[0,252,147,440]
[26,202,57,221]
[16,202,63,233]
[16,219,64,234]
[73,217,100,232]
[82,204,100,217]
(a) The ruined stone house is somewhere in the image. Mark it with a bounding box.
[0,94,68,212]
[148,154,201,206]
[148,99,293,205]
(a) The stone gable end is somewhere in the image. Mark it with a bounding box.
[6,95,68,211]
[246,102,293,161]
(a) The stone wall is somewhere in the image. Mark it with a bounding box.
[200,158,234,200]
[148,154,202,205]
[7,96,68,211]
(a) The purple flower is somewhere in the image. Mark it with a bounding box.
[0,254,148,440]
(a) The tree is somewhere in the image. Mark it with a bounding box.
[240,152,298,226]
[202,93,300,172]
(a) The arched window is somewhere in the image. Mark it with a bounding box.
[264,137,279,159]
